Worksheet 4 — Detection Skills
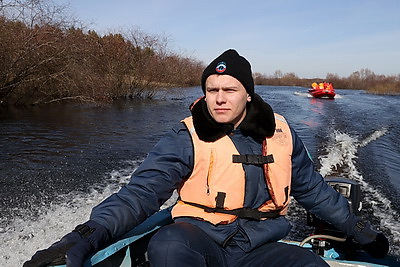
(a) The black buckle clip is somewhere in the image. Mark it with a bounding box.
[73,224,95,238]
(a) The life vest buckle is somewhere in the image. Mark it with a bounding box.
[232,154,274,165]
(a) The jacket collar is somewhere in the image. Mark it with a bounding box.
[190,94,276,142]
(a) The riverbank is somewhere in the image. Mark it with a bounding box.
[255,73,400,96]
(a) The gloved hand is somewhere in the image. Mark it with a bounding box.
[23,220,110,267]
[352,220,389,259]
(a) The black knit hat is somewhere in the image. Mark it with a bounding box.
[201,49,254,96]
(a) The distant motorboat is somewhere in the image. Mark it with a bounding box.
[309,82,336,99]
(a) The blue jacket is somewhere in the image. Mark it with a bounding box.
[90,119,356,251]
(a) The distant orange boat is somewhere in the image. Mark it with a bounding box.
[308,82,335,99]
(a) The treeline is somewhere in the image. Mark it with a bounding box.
[0,0,204,106]
[1,1,398,107]
[254,69,400,95]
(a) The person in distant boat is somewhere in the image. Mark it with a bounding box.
[24,49,389,267]
[319,82,325,89]
[326,82,334,91]
[311,82,318,90]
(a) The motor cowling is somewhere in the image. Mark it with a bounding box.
[306,177,362,257]
[307,176,362,231]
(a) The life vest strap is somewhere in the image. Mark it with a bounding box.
[232,154,274,165]
[181,200,281,220]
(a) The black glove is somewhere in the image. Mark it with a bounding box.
[352,221,389,259]
[23,220,110,267]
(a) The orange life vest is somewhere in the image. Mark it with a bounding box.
[171,114,293,225]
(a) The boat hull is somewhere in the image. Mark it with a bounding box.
[308,89,336,99]
[49,207,397,267]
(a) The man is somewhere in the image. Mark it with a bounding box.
[24,49,389,267]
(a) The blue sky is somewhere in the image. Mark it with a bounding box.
[56,0,399,78]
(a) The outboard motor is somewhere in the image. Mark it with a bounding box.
[306,176,362,257]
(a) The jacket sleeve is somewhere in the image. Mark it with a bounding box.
[89,122,194,238]
[289,127,357,233]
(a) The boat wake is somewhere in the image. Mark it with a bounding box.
[294,91,312,97]
[1,129,398,266]
[317,128,399,255]
[0,160,140,267]
[294,91,343,99]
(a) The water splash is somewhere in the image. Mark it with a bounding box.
[318,130,359,177]
[293,91,312,97]
[359,128,388,148]
[0,159,179,267]
[317,128,399,255]
[293,91,342,99]
[0,161,139,267]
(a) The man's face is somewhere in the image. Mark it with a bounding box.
[205,74,250,128]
